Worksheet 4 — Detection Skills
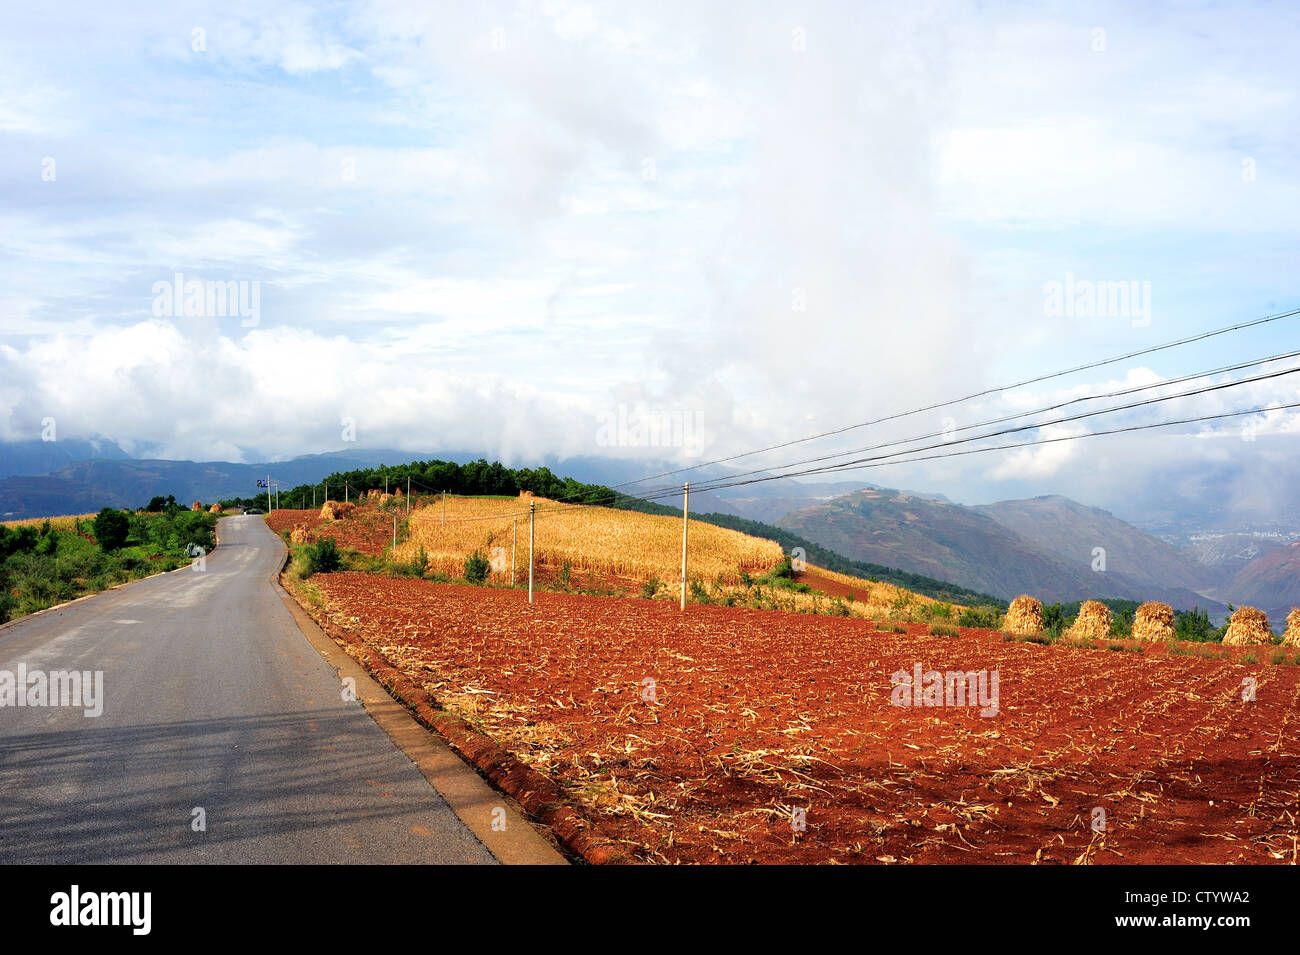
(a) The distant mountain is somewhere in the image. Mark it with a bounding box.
[972,495,1215,593]
[1218,543,1300,624]
[688,479,877,524]
[1182,533,1290,572]
[777,487,1231,616]
[0,437,882,524]
[0,449,484,519]
[0,446,783,520]
[0,437,131,480]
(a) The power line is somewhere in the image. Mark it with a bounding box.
[680,400,1297,493]
[690,350,1300,488]
[607,304,1300,493]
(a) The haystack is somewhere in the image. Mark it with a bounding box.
[1131,601,1175,642]
[519,490,535,501]
[1004,595,1043,635]
[191,500,203,511]
[320,500,355,521]
[289,522,315,544]
[208,503,222,514]
[366,488,381,500]
[1068,600,1112,640]
[1221,606,1272,646]
[378,493,394,506]
[1283,609,1300,648]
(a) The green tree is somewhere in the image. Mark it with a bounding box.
[464,550,490,584]
[92,508,130,551]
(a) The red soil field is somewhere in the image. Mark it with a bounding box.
[307,572,1300,865]
[793,567,858,600]
[266,506,396,555]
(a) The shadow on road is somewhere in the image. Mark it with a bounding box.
[0,708,450,863]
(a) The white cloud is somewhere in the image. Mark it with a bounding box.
[0,0,1296,522]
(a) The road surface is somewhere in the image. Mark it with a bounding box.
[0,515,507,864]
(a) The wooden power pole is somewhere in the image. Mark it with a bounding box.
[680,482,689,611]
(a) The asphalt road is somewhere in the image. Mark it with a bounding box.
[0,515,498,864]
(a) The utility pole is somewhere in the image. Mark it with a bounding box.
[392,513,397,551]
[345,482,349,504]
[312,485,316,509]
[266,474,271,513]
[528,501,535,604]
[512,517,517,588]
[407,476,410,516]
[442,491,446,526]
[680,482,689,611]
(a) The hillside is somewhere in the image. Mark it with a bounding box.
[390,495,783,586]
[776,487,1231,614]
[0,437,131,480]
[691,511,1004,606]
[1220,542,1300,624]
[972,495,1214,592]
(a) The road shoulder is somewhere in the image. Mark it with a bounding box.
[274,582,569,866]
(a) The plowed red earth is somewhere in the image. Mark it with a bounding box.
[310,572,1300,865]
[794,568,869,601]
[266,507,395,555]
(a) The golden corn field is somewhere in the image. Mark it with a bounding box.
[390,496,783,585]
[2,514,96,530]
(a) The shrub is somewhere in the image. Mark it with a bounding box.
[1109,608,1135,639]
[92,508,130,551]
[958,604,1004,629]
[464,550,490,584]
[1040,603,1067,638]
[929,623,960,637]
[641,576,663,599]
[1174,606,1217,642]
[306,537,342,576]
[889,591,917,621]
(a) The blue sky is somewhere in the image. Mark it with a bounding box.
[1,0,1297,512]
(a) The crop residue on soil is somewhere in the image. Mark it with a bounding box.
[310,573,1300,865]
